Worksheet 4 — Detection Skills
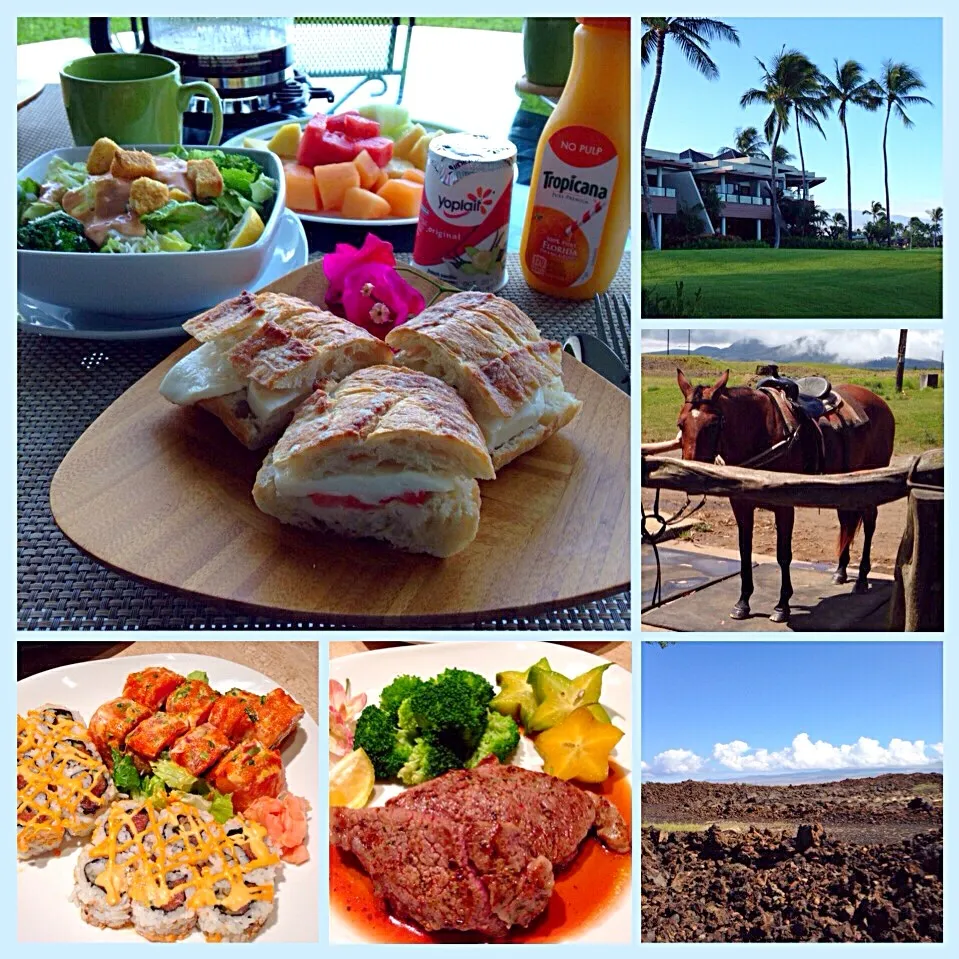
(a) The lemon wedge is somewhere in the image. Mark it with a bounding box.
[227,206,265,249]
[329,748,375,808]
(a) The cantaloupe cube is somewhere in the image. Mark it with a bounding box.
[283,160,320,212]
[376,178,424,219]
[393,123,427,159]
[373,169,389,192]
[352,149,381,190]
[341,186,392,220]
[268,122,302,158]
[401,168,425,185]
[313,162,361,212]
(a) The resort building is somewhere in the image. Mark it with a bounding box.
[642,147,825,246]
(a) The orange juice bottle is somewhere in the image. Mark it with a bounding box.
[520,18,630,299]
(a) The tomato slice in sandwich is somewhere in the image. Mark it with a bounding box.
[309,490,431,510]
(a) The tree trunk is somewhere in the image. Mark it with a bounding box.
[895,329,908,393]
[641,35,666,251]
[796,120,808,201]
[883,101,892,247]
[770,124,782,248]
[843,116,853,241]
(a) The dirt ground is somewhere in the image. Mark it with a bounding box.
[642,454,911,574]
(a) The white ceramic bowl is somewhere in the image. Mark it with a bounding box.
[17,145,287,318]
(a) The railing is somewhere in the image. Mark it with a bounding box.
[717,192,770,206]
[648,186,677,198]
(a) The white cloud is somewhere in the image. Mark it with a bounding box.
[644,748,705,776]
[708,733,943,773]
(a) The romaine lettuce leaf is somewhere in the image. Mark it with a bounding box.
[141,200,230,250]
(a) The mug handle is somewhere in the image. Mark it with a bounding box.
[177,81,224,146]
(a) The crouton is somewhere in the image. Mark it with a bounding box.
[129,177,171,216]
[186,158,224,199]
[169,187,191,203]
[87,137,120,175]
[111,149,158,180]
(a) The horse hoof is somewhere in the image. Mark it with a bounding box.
[730,604,750,620]
[832,572,848,586]
[853,580,869,595]
[770,607,790,624]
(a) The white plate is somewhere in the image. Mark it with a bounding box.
[17,208,309,340]
[223,116,446,228]
[329,641,633,944]
[17,653,319,943]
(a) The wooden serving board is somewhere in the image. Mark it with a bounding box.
[50,261,630,624]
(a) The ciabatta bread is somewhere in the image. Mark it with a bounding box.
[386,291,582,469]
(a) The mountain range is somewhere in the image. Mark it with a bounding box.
[647,335,943,369]
[641,763,944,786]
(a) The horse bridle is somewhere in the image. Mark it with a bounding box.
[683,389,801,469]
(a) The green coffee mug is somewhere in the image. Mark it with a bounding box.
[60,53,223,147]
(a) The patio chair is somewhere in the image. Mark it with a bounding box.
[292,17,415,109]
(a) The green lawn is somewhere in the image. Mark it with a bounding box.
[17,17,522,45]
[642,249,943,319]
[641,356,943,455]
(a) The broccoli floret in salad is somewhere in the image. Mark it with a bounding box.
[17,211,93,252]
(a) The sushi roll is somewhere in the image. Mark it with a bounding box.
[73,799,280,942]
[168,723,232,777]
[87,697,153,768]
[122,666,185,711]
[17,704,116,859]
[209,741,285,813]
[165,679,220,727]
[247,689,305,749]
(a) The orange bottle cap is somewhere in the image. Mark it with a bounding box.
[577,17,630,30]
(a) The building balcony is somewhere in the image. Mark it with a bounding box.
[717,191,770,206]
[642,186,677,215]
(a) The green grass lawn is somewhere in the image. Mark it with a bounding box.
[641,355,943,455]
[17,17,522,45]
[642,249,943,319]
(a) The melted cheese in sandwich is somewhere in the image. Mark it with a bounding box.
[275,469,457,504]
[159,340,244,404]
[481,385,547,451]
[246,381,308,423]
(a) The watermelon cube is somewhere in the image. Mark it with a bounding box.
[299,129,358,167]
[342,114,380,139]
[326,111,360,133]
[352,136,394,168]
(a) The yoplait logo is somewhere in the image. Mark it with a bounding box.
[437,185,496,218]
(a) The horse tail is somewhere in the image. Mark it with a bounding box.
[837,513,863,558]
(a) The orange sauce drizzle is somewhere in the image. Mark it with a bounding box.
[87,800,279,911]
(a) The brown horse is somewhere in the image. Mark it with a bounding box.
[675,369,895,623]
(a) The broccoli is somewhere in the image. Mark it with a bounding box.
[214,153,264,177]
[379,674,429,723]
[17,211,92,252]
[466,711,520,768]
[401,673,489,759]
[434,668,494,709]
[353,705,413,779]
[397,738,462,786]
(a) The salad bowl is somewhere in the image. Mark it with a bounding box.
[17,145,286,319]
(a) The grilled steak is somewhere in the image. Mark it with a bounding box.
[330,760,630,936]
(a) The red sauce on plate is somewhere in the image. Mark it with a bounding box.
[329,763,632,943]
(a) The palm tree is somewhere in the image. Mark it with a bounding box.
[907,216,926,248]
[830,211,847,239]
[771,144,795,166]
[863,200,886,223]
[820,60,882,240]
[732,125,766,157]
[740,48,819,248]
[926,206,943,247]
[872,61,933,245]
[641,18,740,250]
[789,63,832,201]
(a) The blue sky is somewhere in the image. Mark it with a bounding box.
[641,17,943,226]
[642,642,943,779]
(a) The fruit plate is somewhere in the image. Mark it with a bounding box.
[223,116,450,228]
[329,641,633,944]
[17,653,319,943]
[49,259,630,625]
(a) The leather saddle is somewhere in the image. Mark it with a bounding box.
[756,375,841,420]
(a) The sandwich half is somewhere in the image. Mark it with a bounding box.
[385,291,582,469]
[159,291,394,449]
[253,365,495,557]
